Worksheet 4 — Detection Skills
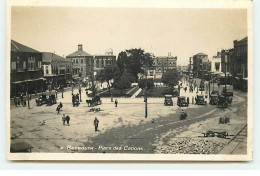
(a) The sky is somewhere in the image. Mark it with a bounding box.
[11,7,247,65]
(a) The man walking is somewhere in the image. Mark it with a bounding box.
[94,117,99,132]
[115,99,118,107]
[66,115,70,126]
[62,114,66,125]
[187,97,190,105]
[56,105,60,114]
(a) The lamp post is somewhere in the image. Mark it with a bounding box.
[224,55,227,101]
[144,64,148,118]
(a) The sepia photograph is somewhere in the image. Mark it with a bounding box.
[6,0,253,161]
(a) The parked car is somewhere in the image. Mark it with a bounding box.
[164,95,173,106]
[195,95,207,105]
[177,96,189,107]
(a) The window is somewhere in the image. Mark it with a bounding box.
[76,59,78,64]
[11,62,16,70]
[46,66,49,74]
[81,59,83,64]
[23,61,26,69]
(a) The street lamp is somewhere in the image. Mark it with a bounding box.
[224,55,227,101]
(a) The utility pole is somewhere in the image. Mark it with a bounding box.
[225,55,227,101]
[145,64,148,118]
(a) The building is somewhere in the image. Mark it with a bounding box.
[10,40,44,97]
[148,53,177,79]
[210,51,222,73]
[42,52,73,89]
[188,57,193,73]
[233,37,248,79]
[192,53,208,78]
[66,44,94,79]
[93,49,117,76]
[233,37,248,91]
[221,49,234,74]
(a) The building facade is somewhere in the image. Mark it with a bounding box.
[147,53,177,79]
[66,44,94,79]
[210,51,222,73]
[42,52,73,89]
[10,40,44,97]
[233,37,248,79]
[192,53,208,78]
[221,49,234,74]
[93,49,117,76]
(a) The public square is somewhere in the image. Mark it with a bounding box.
[10,77,248,154]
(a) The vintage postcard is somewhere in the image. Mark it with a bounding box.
[6,0,253,161]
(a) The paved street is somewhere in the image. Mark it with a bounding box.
[10,79,247,154]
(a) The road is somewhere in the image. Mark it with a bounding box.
[82,90,247,154]
[10,78,247,154]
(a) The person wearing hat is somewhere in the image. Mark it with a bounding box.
[94,117,99,132]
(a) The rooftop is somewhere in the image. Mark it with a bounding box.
[194,53,208,56]
[11,40,40,53]
[66,44,92,57]
[42,52,69,63]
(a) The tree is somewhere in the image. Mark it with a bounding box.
[98,65,117,95]
[162,69,179,94]
[113,72,135,95]
[138,79,155,93]
[117,48,153,81]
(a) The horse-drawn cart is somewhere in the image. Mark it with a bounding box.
[86,96,102,107]
[203,129,228,138]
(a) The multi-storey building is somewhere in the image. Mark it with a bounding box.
[10,40,44,97]
[93,49,117,76]
[233,37,248,79]
[221,49,234,74]
[147,53,177,79]
[66,44,94,79]
[42,52,73,89]
[188,57,193,73]
[192,53,208,78]
[210,51,222,73]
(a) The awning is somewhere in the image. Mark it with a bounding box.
[12,78,44,84]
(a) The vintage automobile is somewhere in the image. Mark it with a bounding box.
[72,94,80,107]
[49,91,57,105]
[36,92,48,106]
[217,95,229,108]
[177,96,189,107]
[209,94,219,105]
[221,88,233,97]
[164,95,173,106]
[195,95,207,105]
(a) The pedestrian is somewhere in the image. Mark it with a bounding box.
[66,115,70,126]
[115,99,118,107]
[59,102,63,109]
[20,93,23,106]
[56,105,60,114]
[55,90,58,98]
[94,117,99,132]
[62,114,66,125]
[192,96,194,104]
[187,97,190,105]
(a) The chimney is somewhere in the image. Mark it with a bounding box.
[78,44,83,51]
